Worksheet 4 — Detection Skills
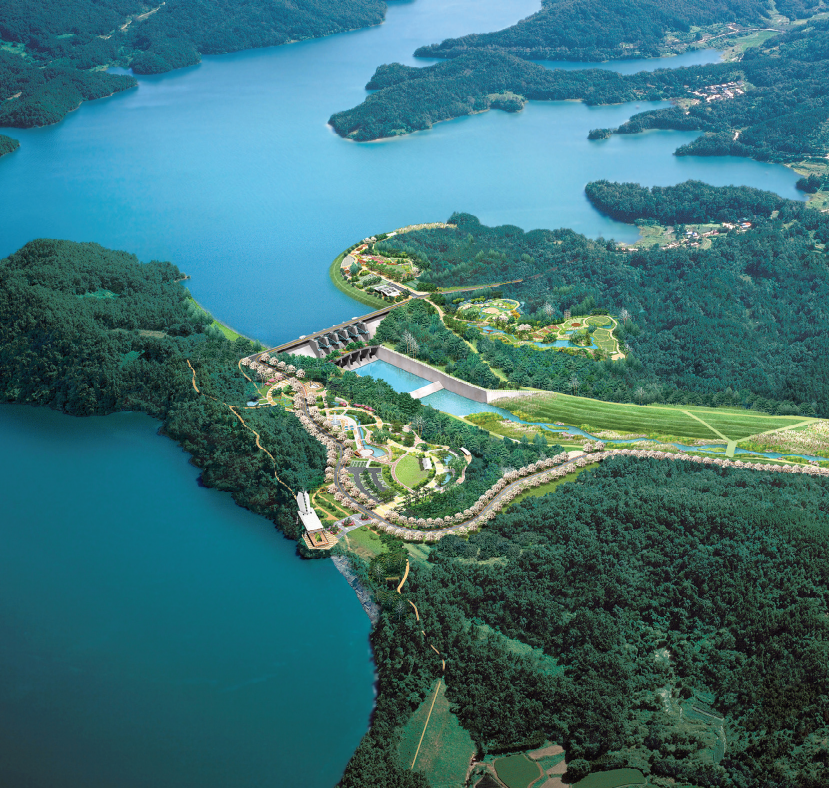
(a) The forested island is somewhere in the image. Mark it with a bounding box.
[0,0,387,128]
[330,15,829,170]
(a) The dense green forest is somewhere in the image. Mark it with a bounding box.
[378,197,829,415]
[374,299,501,389]
[414,0,769,62]
[340,456,829,787]
[612,20,829,163]
[331,19,829,165]
[0,239,326,544]
[0,133,19,155]
[584,179,796,224]
[0,0,387,126]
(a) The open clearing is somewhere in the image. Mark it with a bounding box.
[396,453,430,488]
[503,465,597,511]
[398,679,475,788]
[494,753,543,788]
[496,392,812,443]
[345,526,387,559]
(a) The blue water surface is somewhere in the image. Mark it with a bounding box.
[0,2,802,347]
[355,359,430,391]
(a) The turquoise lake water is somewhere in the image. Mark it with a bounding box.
[0,0,812,784]
[355,359,430,391]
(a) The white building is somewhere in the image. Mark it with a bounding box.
[296,491,324,535]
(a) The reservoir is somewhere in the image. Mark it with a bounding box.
[0,0,809,785]
[0,0,802,348]
[0,407,374,788]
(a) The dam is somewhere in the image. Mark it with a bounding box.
[257,303,524,406]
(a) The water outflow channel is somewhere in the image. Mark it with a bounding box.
[355,360,824,463]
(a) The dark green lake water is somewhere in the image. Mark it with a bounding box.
[0,407,373,787]
[0,0,807,784]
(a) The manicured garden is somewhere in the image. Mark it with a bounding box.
[395,453,431,488]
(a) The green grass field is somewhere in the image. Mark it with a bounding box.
[345,526,387,559]
[396,454,430,488]
[574,768,646,788]
[504,464,597,511]
[472,622,561,675]
[496,392,812,443]
[186,295,251,342]
[398,680,475,788]
[493,754,542,788]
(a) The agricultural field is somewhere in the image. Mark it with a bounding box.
[397,680,475,788]
[493,753,542,788]
[573,768,647,788]
[396,453,431,488]
[494,392,813,447]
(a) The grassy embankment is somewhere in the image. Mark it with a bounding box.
[503,464,598,510]
[186,295,251,342]
[328,250,392,310]
[493,391,817,456]
[344,525,388,560]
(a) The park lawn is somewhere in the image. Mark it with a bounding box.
[398,680,475,788]
[396,453,430,488]
[315,492,351,519]
[574,768,646,788]
[345,526,387,559]
[496,392,810,443]
[494,754,542,788]
[503,464,597,511]
[586,315,612,327]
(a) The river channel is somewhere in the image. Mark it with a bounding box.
[0,0,809,785]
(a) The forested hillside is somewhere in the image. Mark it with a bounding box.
[612,19,829,162]
[414,0,770,62]
[0,0,387,127]
[0,239,326,542]
[379,197,829,415]
[340,456,829,787]
[329,51,740,141]
[331,19,829,164]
